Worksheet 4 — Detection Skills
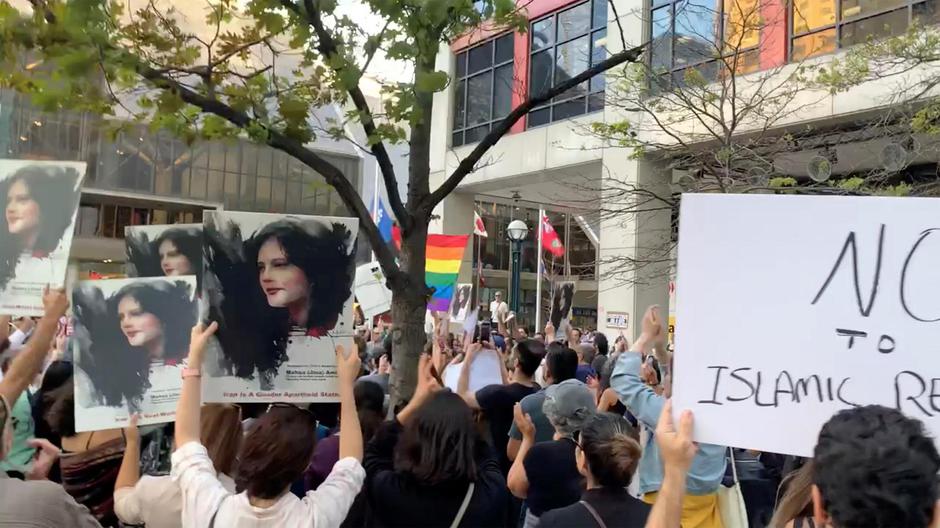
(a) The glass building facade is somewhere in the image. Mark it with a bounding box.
[0,90,363,277]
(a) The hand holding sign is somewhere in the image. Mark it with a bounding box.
[188,321,219,368]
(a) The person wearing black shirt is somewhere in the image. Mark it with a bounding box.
[508,379,597,527]
[364,355,507,528]
[457,338,545,473]
[539,412,650,528]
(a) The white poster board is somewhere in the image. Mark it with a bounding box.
[0,160,85,315]
[202,211,358,403]
[444,349,504,393]
[549,281,577,335]
[673,193,940,456]
[72,276,198,431]
[354,262,392,321]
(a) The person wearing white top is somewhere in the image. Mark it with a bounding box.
[171,322,365,528]
[114,403,243,528]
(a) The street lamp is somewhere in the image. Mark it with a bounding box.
[507,219,528,315]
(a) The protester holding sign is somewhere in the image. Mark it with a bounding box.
[610,306,726,527]
[114,404,242,528]
[171,323,365,527]
[0,288,102,527]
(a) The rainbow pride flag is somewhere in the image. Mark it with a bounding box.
[425,234,470,311]
[392,227,470,312]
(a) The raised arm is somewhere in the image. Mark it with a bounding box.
[645,400,696,528]
[0,288,67,406]
[175,322,218,447]
[115,414,141,491]
[336,343,363,461]
[609,306,665,429]
[507,403,536,498]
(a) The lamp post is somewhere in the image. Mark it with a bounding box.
[507,219,528,315]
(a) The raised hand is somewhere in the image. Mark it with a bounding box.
[335,343,362,386]
[187,321,219,367]
[655,399,698,475]
[42,287,68,319]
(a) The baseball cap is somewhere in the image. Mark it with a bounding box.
[543,379,596,435]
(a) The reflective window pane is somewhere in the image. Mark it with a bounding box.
[465,125,490,144]
[555,35,590,100]
[724,0,760,51]
[467,72,493,125]
[914,0,940,23]
[468,41,493,74]
[840,8,909,46]
[528,107,551,127]
[674,0,721,67]
[651,6,672,73]
[553,97,586,120]
[591,29,606,91]
[454,79,466,129]
[456,51,467,77]
[841,0,907,20]
[530,49,553,98]
[792,0,835,34]
[592,0,608,28]
[495,33,514,63]
[493,64,513,120]
[791,29,836,61]
[531,17,555,51]
[453,131,464,147]
[558,2,591,42]
[588,92,605,113]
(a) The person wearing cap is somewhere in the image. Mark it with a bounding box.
[508,379,597,528]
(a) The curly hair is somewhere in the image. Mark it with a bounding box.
[0,164,82,290]
[204,215,355,381]
[126,226,202,283]
[814,405,940,528]
[73,280,196,410]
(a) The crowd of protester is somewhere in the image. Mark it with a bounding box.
[0,290,938,527]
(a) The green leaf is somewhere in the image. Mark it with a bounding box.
[415,70,448,93]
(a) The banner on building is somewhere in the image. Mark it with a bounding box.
[0,160,85,315]
[72,276,198,431]
[674,193,940,456]
[202,211,358,403]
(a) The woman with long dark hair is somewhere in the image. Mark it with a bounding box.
[0,164,81,289]
[126,226,202,278]
[73,280,196,412]
[204,214,355,385]
[539,412,651,528]
[364,354,508,527]
[171,323,365,527]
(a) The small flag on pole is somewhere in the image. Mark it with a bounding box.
[371,195,394,243]
[473,211,488,238]
[540,214,565,257]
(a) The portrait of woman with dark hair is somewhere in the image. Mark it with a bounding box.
[126,224,203,279]
[450,284,472,322]
[0,161,84,296]
[550,281,577,332]
[203,211,358,392]
[72,277,197,429]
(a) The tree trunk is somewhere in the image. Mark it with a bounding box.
[388,218,430,409]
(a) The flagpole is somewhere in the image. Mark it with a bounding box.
[475,231,482,312]
[536,209,544,332]
[370,161,380,263]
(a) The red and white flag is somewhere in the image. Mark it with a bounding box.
[473,211,488,238]
[540,214,564,257]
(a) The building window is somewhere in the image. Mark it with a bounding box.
[452,33,515,147]
[528,0,608,127]
[790,0,938,61]
[650,0,762,89]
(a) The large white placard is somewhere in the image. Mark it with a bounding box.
[202,211,358,403]
[72,276,198,431]
[354,262,392,321]
[0,160,85,315]
[673,193,940,456]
